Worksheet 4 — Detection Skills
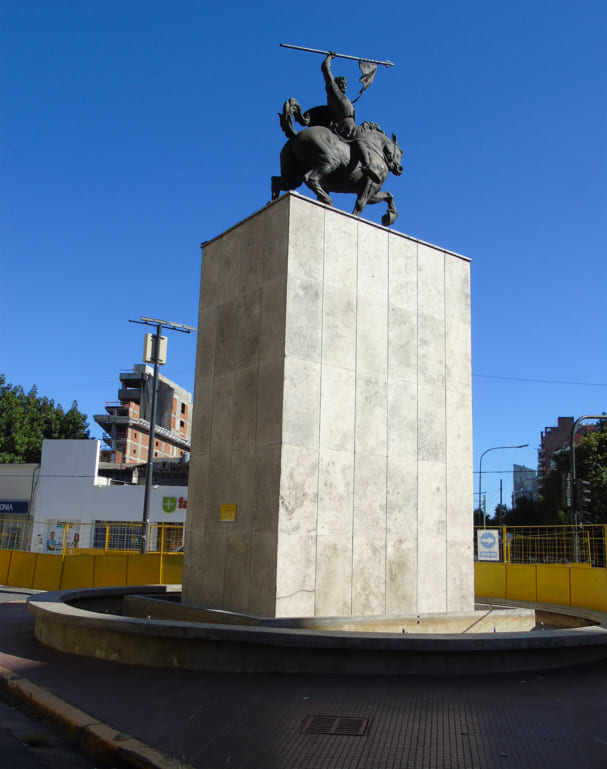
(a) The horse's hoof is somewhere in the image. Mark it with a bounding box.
[382,211,398,227]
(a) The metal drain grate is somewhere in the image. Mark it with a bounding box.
[301,715,370,736]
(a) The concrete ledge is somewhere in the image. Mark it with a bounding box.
[26,586,607,676]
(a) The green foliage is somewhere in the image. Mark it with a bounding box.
[0,374,90,463]
[538,421,607,524]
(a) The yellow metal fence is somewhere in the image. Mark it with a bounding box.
[475,525,607,568]
[0,519,184,556]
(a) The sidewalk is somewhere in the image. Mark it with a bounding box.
[0,589,606,769]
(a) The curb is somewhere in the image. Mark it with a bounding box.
[0,665,194,769]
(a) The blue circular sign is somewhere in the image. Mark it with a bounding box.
[480,531,497,548]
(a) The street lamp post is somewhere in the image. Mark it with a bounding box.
[478,444,529,528]
[129,317,196,554]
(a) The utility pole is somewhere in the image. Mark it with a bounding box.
[129,317,196,554]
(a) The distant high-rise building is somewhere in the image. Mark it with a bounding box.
[512,464,537,502]
[94,364,192,464]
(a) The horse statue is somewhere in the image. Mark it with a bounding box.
[271,98,404,226]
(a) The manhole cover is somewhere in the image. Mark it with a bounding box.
[301,716,369,736]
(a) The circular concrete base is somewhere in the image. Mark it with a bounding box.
[26,586,607,676]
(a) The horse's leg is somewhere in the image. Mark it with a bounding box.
[303,166,334,206]
[367,190,398,226]
[352,177,375,217]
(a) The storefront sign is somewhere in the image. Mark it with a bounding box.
[0,500,29,515]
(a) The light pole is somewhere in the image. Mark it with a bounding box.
[478,444,529,528]
[129,317,196,554]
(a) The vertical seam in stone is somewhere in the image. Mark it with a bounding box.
[313,209,326,617]
[384,233,392,615]
[415,241,420,617]
[351,219,360,617]
[443,250,448,611]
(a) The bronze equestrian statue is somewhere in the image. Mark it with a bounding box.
[271,52,404,226]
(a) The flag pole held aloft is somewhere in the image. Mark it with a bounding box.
[280,43,394,68]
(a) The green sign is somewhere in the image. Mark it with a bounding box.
[162,497,177,513]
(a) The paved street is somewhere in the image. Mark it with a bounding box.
[0,589,606,768]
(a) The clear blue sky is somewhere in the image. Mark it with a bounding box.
[2,1,605,513]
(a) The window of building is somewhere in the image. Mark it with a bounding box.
[181,403,187,414]
[180,420,185,429]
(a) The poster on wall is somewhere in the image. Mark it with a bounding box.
[39,520,82,553]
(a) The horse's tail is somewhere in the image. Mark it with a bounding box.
[278,98,310,139]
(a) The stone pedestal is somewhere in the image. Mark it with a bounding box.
[182,193,473,618]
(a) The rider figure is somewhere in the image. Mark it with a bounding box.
[321,52,381,184]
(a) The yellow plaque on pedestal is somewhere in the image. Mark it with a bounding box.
[220,503,237,521]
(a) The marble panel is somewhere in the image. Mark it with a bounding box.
[232,367,258,452]
[417,311,446,390]
[446,388,473,470]
[205,452,233,533]
[278,444,319,536]
[256,360,284,447]
[315,535,352,616]
[388,304,417,384]
[386,535,418,615]
[237,288,262,370]
[321,283,357,370]
[288,197,325,282]
[199,529,227,608]
[282,358,321,448]
[386,455,418,614]
[352,536,386,615]
[446,539,475,612]
[417,459,447,614]
[275,533,317,617]
[217,228,241,304]
[252,444,281,534]
[230,449,256,522]
[417,385,446,463]
[446,319,472,392]
[200,241,220,309]
[210,373,235,458]
[417,244,445,317]
[317,449,354,536]
[260,277,287,364]
[248,532,279,617]
[239,212,265,294]
[319,365,355,452]
[387,378,417,458]
[195,306,217,383]
[357,223,389,301]
[263,198,289,281]
[190,377,213,453]
[186,452,209,521]
[285,275,322,362]
[353,453,387,536]
[446,461,473,545]
[323,211,358,289]
[223,531,251,613]
[387,232,418,312]
[356,295,388,377]
[355,373,387,456]
[214,301,239,376]
[444,253,471,327]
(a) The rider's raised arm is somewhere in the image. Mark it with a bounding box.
[321,52,336,87]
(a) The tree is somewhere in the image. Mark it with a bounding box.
[0,374,90,463]
[538,420,607,525]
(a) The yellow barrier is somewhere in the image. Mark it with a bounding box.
[1,548,606,614]
[475,561,607,611]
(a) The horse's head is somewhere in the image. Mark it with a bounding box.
[384,133,404,176]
